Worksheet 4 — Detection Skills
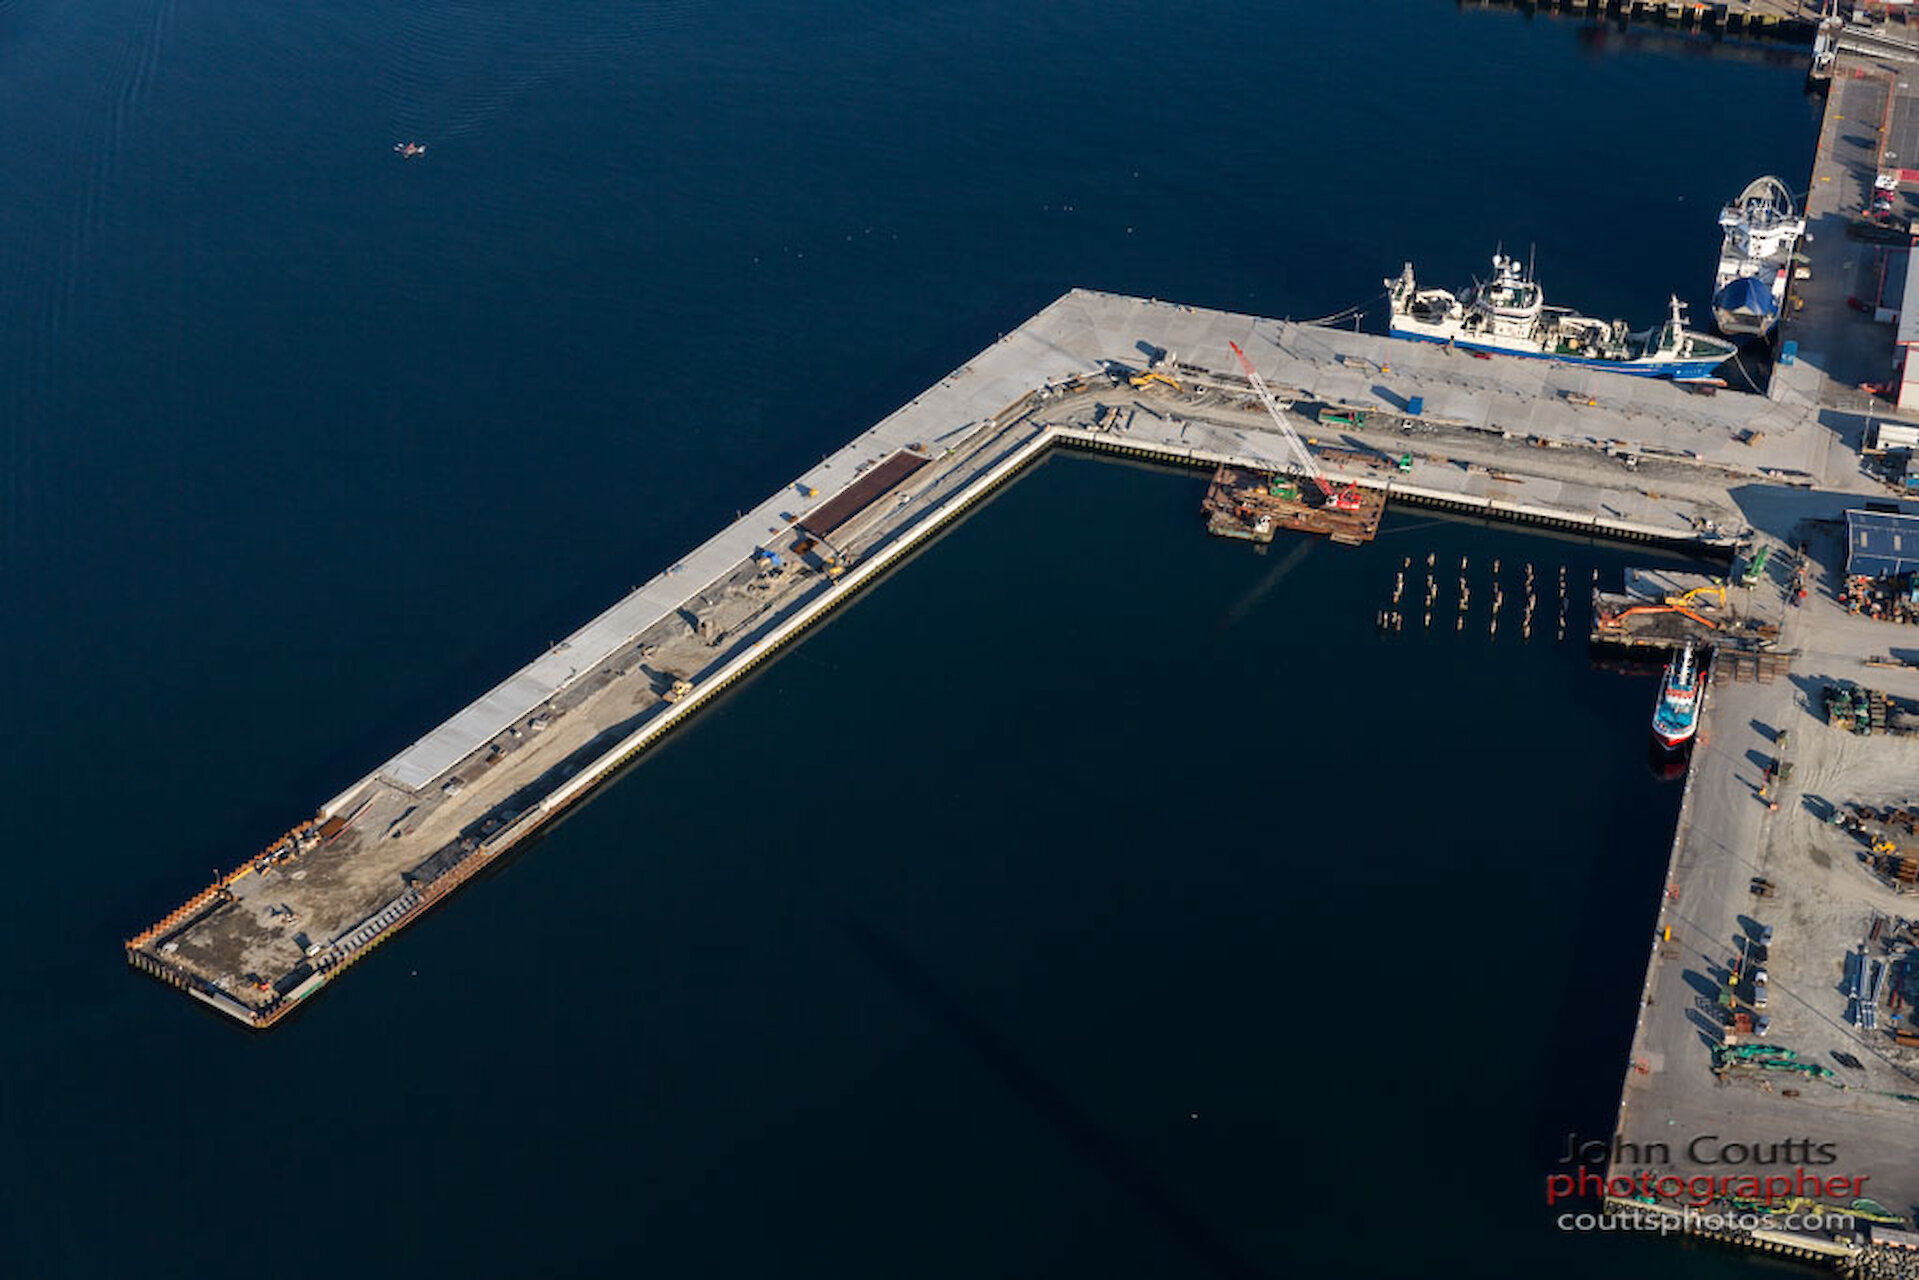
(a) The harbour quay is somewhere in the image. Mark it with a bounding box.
[1458,0,1819,36]
[1604,516,1919,1273]
[124,43,1919,1250]
[128,284,1841,1029]
[1588,27,1919,1272]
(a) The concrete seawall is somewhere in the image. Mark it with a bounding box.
[155,420,1727,1028]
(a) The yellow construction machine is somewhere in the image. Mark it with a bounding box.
[1664,581,1727,611]
[1129,371,1182,393]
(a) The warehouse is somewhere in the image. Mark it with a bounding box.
[1847,508,1919,578]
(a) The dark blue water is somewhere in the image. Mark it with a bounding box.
[0,1,1825,1275]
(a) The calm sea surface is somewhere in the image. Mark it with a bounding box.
[1,1,1827,1275]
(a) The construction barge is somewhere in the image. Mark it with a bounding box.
[1202,465,1385,545]
[130,287,1785,1028]
[1197,342,1387,546]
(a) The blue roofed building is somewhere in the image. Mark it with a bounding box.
[1846,507,1919,578]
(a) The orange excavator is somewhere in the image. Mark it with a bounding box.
[1600,580,1727,630]
[1603,602,1719,630]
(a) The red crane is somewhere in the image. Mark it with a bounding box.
[1227,341,1363,512]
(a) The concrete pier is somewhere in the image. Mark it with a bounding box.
[1459,0,1817,38]
[132,284,1835,1027]
[127,160,1919,1050]
[119,164,1919,1258]
[1606,533,1919,1254]
[1587,38,1919,1271]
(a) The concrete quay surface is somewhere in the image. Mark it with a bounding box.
[1592,44,1919,1267]
[1612,528,1919,1236]
[128,275,1901,1028]
[1461,1,1816,35]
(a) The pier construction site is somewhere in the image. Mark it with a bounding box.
[1590,565,1794,663]
[125,10,1919,1268]
[1585,18,1919,1277]
[125,280,1919,1269]
[1462,0,1817,37]
[131,285,1808,1028]
[127,254,1919,1011]
[1604,519,1919,1270]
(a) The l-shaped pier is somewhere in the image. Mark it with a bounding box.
[122,9,1919,1276]
[129,284,1854,1028]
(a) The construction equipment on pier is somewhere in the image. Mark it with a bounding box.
[1128,371,1182,393]
[1712,1043,1837,1082]
[1227,341,1364,513]
[1592,568,1781,658]
[792,527,852,579]
[1202,465,1384,546]
[1198,343,1384,547]
[1669,581,1728,610]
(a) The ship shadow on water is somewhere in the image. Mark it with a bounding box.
[1646,737,1693,783]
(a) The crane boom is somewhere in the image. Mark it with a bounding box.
[1228,341,1360,510]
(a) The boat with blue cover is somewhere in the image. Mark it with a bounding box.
[1711,176,1803,338]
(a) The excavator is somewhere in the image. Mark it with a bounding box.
[1602,602,1718,630]
[794,525,852,579]
[1600,580,1729,631]
[1128,371,1182,393]
[1667,582,1727,610]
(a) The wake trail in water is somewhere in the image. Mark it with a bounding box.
[84,0,171,301]
[5,0,172,573]
[379,0,709,146]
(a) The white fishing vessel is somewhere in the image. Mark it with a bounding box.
[1387,254,1736,381]
[1711,176,1804,338]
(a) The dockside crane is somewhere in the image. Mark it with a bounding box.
[1227,341,1363,512]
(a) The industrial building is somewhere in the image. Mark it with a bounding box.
[1847,507,1919,577]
